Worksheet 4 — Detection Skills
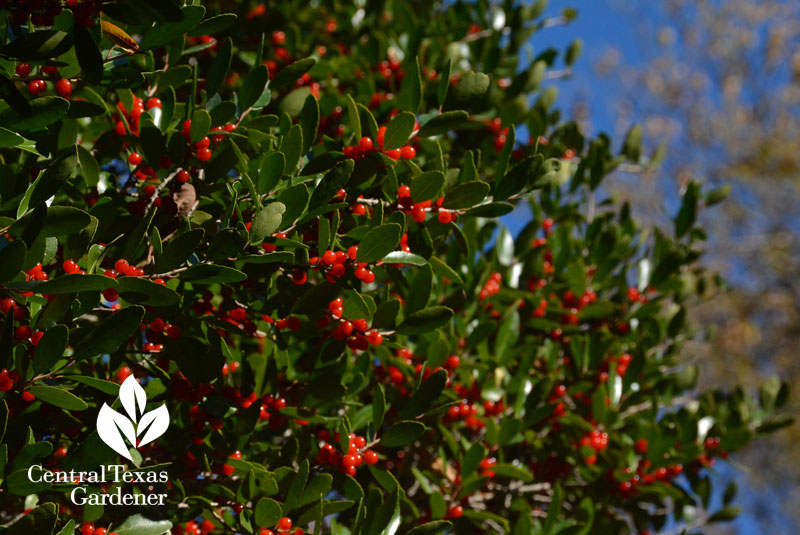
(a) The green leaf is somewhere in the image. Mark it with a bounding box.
[68,375,120,396]
[357,223,402,263]
[404,521,453,535]
[77,145,100,187]
[309,159,354,210]
[437,59,452,108]
[0,240,26,285]
[0,74,30,118]
[190,109,212,142]
[381,251,427,266]
[381,421,426,447]
[622,124,642,162]
[442,180,489,209]
[280,124,303,175]
[410,171,444,202]
[140,5,206,50]
[74,26,103,83]
[113,514,173,535]
[1,30,73,60]
[373,384,386,429]
[118,277,180,307]
[157,228,205,272]
[466,202,514,217]
[255,497,283,527]
[28,386,88,411]
[491,463,533,482]
[251,202,286,242]
[74,306,145,360]
[675,182,699,237]
[397,306,454,335]
[383,111,417,151]
[41,206,91,237]
[8,502,57,535]
[277,183,309,227]
[299,94,319,154]
[417,111,469,138]
[33,325,69,374]
[22,146,78,216]
[271,57,316,89]
[257,151,286,194]
[346,94,361,139]
[0,127,25,148]
[180,264,246,284]
[240,65,270,111]
[428,256,463,285]
[189,13,238,37]
[451,72,490,104]
[401,370,447,418]
[206,37,232,96]
[709,506,741,522]
[29,274,116,294]
[406,57,423,113]
[0,96,69,132]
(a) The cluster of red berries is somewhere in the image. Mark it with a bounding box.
[479,272,502,301]
[597,352,634,383]
[626,286,650,304]
[396,185,455,224]
[479,457,497,478]
[220,306,259,336]
[25,262,49,282]
[80,523,118,535]
[342,130,416,162]
[170,518,216,535]
[180,120,211,162]
[309,245,378,284]
[579,429,610,465]
[1,297,44,348]
[0,368,20,392]
[141,317,182,352]
[16,62,72,98]
[115,96,163,137]
[486,117,511,152]
[3,0,100,27]
[258,516,304,535]
[316,298,384,348]
[612,461,684,496]
[317,433,379,476]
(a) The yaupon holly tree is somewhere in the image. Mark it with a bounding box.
[0,1,791,534]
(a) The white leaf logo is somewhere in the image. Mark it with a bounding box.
[96,376,170,461]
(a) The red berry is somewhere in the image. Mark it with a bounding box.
[63,259,80,274]
[438,210,453,224]
[385,148,401,160]
[277,518,293,531]
[115,259,130,273]
[364,449,379,464]
[15,63,31,77]
[22,391,35,402]
[176,169,191,183]
[359,137,373,151]
[401,145,416,159]
[128,152,142,166]
[146,97,162,109]
[27,80,43,95]
[367,331,383,345]
[447,505,463,519]
[55,78,72,99]
[81,523,95,535]
[196,147,212,162]
[42,65,58,76]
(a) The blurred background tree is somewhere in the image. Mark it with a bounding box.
[565,0,800,532]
